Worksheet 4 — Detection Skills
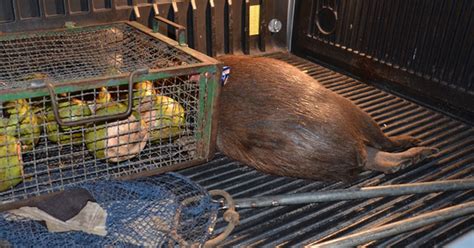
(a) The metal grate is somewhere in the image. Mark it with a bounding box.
[306,0,474,92]
[0,23,199,90]
[292,0,474,119]
[178,53,474,246]
[0,75,201,204]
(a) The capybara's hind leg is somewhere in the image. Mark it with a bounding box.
[364,146,439,173]
[352,106,420,151]
[363,124,421,151]
[387,135,421,150]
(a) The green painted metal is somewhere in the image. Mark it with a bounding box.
[152,20,159,33]
[202,71,219,155]
[193,66,220,158]
[178,32,187,46]
[151,16,187,46]
[195,73,208,146]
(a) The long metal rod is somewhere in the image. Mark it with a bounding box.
[233,178,474,208]
[312,200,474,247]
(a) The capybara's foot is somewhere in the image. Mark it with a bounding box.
[366,146,439,174]
[389,135,422,149]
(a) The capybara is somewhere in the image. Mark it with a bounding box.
[216,55,438,182]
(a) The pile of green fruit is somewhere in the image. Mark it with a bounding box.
[45,98,92,145]
[85,87,149,163]
[2,99,41,151]
[0,134,23,192]
[0,99,39,192]
[132,81,186,142]
[0,80,187,192]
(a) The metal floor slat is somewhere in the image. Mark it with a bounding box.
[178,53,474,247]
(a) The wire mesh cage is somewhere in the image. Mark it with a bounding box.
[0,21,221,207]
[0,23,199,89]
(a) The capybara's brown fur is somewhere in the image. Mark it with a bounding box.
[216,56,437,182]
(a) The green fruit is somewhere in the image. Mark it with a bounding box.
[22,117,40,151]
[132,81,185,142]
[32,106,46,124]
[132,80,156,112]
[45,99,92,144]
[0,118,19,144]
[0,134,23,192]
[12,113,40,151]
[3,99,41,151]
[5,99,29,116]
[85,90,148,163]
[142,96,185,142]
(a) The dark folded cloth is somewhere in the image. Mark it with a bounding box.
[28,188,95,222]
[9,188,107,236]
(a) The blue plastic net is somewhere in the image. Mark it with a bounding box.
[0,173,219,247]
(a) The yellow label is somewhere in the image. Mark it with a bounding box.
[249,5,260,36]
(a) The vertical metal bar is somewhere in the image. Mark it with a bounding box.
[196,72,207,158]
[356,1,370,55]
[422,0,450,78]
[172,0,179,24]
[204,66,221,159]
[307,0,317,37]
[242,0,250,54]
[437,0,468,83]
[12,0,21,21]
[258,0,265,52]
[367,0,382,58]
[213,0,225,55]
[397,0,417,68]
[175,0,189,27]
[193,65,221,160]
[348,0,362,51]
[377,0,397,62]
[184,0,194,48]
[287,0,295,51]
[132,0,140,18]
[190,0,198,49]
[151,0,159,15]
[225,0,233,54]
[334,0,345,46]
[389,0,408,65]
[65,0,71,15]
[194,0,207,54]
[40,0,47,18]
[209,0,217,56]
[412,0,438,71]
[447,1,472,88]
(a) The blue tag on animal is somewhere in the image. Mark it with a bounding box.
[221,66,230,86]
